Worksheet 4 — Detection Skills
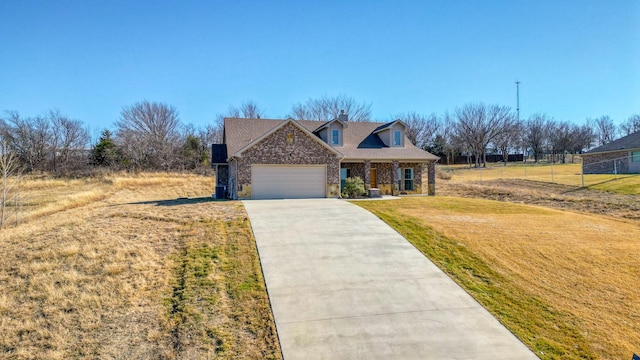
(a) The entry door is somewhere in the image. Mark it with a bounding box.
[370,168,377,188]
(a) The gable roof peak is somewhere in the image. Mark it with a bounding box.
[313,117,349,133]
[373,119,407,133]
[230,117,343,159]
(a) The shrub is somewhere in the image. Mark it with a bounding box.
[342,176,366,198]
[437,168,453,180]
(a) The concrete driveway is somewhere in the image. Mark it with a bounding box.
[243,199,538,360]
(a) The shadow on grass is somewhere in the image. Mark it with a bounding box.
[576,175,638,193]
[127,196,228,207]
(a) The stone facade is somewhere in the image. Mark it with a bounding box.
[427,162,436,195]
[582,151,630,174]
[341,162,366,180]
[340,161,426,195]
[398,162,423,194]
[233,122,340,198]
[373,162,394,194]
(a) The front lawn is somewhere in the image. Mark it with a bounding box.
[354,197,640,360]
[0,173,281,359]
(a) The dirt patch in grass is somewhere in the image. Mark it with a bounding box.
[439,178,640,223]
[356,197,640,360]
[0,174,281,359]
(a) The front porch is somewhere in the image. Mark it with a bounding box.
[340,160,436,196]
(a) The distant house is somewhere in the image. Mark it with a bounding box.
[582,131,640,174]
[212,112,439,199]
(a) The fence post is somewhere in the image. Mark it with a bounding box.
[614,160,617,179]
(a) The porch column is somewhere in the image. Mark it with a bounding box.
[392,160,399,195]
[428,161,436,196]
[364,160,371,190]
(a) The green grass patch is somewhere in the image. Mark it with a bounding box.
[354,201,596,360]
[586,175,640,194]
[165,217,281,359]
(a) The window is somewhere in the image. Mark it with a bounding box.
[404,168,414,191]
[632,151,640,162]
[396,168,414,191]
[332,129,340,145]
[393,130,402,146]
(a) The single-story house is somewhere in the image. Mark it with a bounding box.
[212,112,439,199]
[582,131,640,174]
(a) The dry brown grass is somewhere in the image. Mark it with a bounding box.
[0,173,280,359]
[439,179,640,224]
[358,197,640,359]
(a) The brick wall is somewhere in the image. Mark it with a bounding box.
[582,151,629,174]
[341,163,365,179]
[398,162,423,193]
[341,162,424,194]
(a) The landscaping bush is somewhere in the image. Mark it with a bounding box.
[437,168,453,180]
[342,176,366,198]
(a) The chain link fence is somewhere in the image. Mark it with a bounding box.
[439,158,639,189]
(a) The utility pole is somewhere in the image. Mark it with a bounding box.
[515,80,521,121]
[516,80,523,164]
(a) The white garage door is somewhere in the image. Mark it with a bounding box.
[252,165,326,199]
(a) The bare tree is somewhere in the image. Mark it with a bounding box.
[198,123,222,146]
[227,100,265,119]
[0,138,21,228]
[620,114,640,136]
[1,111,51,171]
[115,100,182,169]
[49,110,90,170]
[548,120,582,163]
[524,114,552,163]
[436,112,458,163]
[570,124,595,161]
[452,103,515,167]
[210,100,266,146]
[591,115,617,146]
[493,119,522,165]
[392,112,440,148]
[288,94,372,122]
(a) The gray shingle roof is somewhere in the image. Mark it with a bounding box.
[584,131,640,155]
[223,118,439,162]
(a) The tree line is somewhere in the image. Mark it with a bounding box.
[1,96,639,175]
[409,108,639,167]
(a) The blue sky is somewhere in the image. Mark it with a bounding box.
[1,1,638,139]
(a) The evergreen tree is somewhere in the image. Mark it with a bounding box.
[90,130,120,166]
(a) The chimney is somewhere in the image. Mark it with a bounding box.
[338,109,348,122]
